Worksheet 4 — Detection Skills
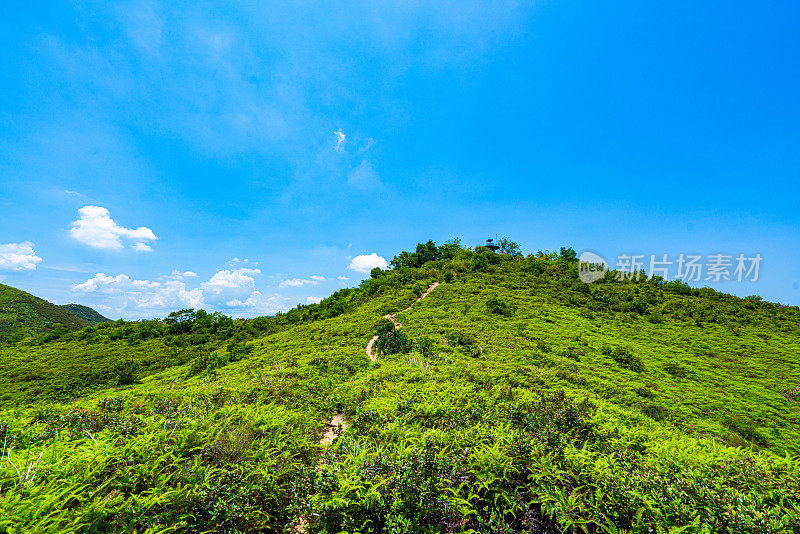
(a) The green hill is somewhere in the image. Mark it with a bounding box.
[58,303,110,325]
[0,284,90,341]
[0,241,799,532]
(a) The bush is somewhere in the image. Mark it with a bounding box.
[509,390,595,455]
[486,298,514,316]
[113,359,140,385]
[603,346,645,372]
[446,331,476,347]
[374,320,412,355]
[663,362,691,378]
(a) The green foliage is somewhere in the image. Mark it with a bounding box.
[486,297,515,316]
[497,237,522,256]
[58,304,109,325]
[0,284,91,340]
[390,239,463,269]
[374,319,412,355]
[603,345,645,372]
[113,359,139,385]
[0,240,799,532]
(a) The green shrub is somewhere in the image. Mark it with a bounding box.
[603,346,645,372]
[663,362,691,378]
[486,298,514,316]
[113,359,140,385]
[374,319,412,355]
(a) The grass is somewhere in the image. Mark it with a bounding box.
[0,243,799,532]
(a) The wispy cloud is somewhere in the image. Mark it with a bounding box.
[333,129,346,151]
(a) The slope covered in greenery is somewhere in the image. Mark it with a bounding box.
[0,284,90,341]
[1,241,799,533]
[59,304,109,325]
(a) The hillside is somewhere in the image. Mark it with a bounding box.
[1,242,799,532]
[58,303,110,325]
[0,284,90,341]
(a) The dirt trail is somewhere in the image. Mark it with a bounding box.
[365,282,440,362]
[298,282,441,532]
[319,413,348,446]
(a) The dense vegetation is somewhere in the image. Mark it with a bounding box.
[1,241,799,532]
[59,304,109,325]
[0,284,92,342]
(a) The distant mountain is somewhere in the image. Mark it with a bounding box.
[0,283,91,339]
[59,303,110,325]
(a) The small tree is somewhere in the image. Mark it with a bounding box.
[498,238,521,256]
[559,247,577,263]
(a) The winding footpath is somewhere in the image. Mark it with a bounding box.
[365,281,440,362]
[296,282,442,532]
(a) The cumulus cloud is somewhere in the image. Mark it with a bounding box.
[306,296,323,304]
[73,273,204,310]
[348,253,388,273]
[0,242,42,271]
[333,129,346,151]
[201,268,261,302]
[337,275,349,280]
[310,275,325,281]
[72,267,274,317]
[69,205,158,251]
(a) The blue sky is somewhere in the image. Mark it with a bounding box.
[0,0,798,319]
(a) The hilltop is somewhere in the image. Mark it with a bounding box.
[0,284,92,341]
[0,241,799,533]
[58,303,110,325]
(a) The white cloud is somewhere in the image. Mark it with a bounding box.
[279,277,319,287]
[71,266,298,318]
[306,296,323,304]
[69,205,158,251]
[333,129,346,151]
[73,273,204,310]
[347,160,381,189]
[337,275,349,280]
[310,275,325,281]
[0,242,42,271]
[348,253,388,273]
[201,268,261,303]
[170,269,198,279]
